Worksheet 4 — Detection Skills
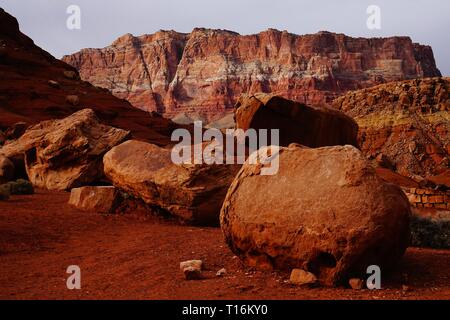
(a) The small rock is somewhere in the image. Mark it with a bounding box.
[183,266,202,280]
[180,260,203,270]
[68,186,119,213]
[1,179,34,195]
[65,95,80,106]
[349,278,364,290]
[216,268,227,277]
[48,80,60,88]
[289,269,317,286]
[63,70,78,80]
[0,184,10,200]
[180,260,203,280]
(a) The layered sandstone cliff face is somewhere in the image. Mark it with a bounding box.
[63,28,441,120]
[333,77,449,181]
[0,8,179,145]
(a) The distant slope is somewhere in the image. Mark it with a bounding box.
[0,8,180,146]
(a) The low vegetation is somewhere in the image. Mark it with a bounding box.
[0,179,34,196]
[411,215,450,249]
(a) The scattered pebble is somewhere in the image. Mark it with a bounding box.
[349,278,364,290]
[48,80,60,88]
[65,95,80,106]
[216,268,227,277]
[63,70,78,80]
[289,269,317,286]
[180,260,203,280]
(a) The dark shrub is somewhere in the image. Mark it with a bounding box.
[0,179,34,195]
[411,215,450,249]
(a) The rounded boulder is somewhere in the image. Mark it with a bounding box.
[220,145,411,286]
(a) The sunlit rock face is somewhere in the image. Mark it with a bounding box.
[63,29,441,121]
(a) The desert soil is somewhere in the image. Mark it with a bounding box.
[0,190,449,300]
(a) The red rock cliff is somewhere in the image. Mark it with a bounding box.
[63,28,441,120]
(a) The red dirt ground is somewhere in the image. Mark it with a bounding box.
[0,190,449,300]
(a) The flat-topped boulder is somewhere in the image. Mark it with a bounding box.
[103,140,240,225]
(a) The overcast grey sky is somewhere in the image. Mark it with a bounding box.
[1,0,449,75]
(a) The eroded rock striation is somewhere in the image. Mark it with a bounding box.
[63,28,441,120]
[333,77,449,181]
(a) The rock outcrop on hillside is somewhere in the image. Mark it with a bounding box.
[63,28,441,120]
[333,77,449,181]
[0,8,180,145]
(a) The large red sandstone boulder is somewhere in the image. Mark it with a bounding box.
[69,186,119,213]
[0,109,130,190]
[220,144,411,286]
[235,94,358,148]
[103,140,240,225]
